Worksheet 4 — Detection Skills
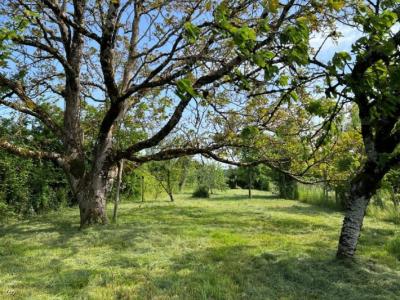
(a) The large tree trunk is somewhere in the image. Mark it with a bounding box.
[77,171,109,227]
[336,161,386,258]
[76,149,113,227]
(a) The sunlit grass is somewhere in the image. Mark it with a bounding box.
[1,189,400,299]
[297,184,341,210]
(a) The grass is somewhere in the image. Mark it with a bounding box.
[297,184,340,210]
[1,189,400,299]
[367,202,400,225]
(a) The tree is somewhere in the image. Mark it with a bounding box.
[240,126,260,199]
[195,162,227,194]
[148,160,180,202]
[311,1,400,258]
[176,157,193,192]
[0,1,330,226]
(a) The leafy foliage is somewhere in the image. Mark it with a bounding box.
[192,186,210,198]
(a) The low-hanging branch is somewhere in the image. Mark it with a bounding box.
[0,140,65,167]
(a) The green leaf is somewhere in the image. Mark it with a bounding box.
[278,75,289,86]
[183,22,201,44]
[259,18,270,33]
[268,0,279,13]
[233,26,256,45]
[328,0,344,11]
[176,78,198,99]
[264,64,279,81]
[332,51,351,69]
[290,91,299,101]
[253,53,266,68]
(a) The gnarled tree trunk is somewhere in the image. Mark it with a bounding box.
[77,170,109,227]
[76,143,114,227]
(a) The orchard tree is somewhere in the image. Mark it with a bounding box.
[0,0,334,226]
[148,159,180,202]
[240,126,259,199]
[311,0,400,258]
[195,161,227,194]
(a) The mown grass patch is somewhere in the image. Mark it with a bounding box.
[1,189,399,299]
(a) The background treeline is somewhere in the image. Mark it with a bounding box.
[1,117,399,224]
[2,148,399,226]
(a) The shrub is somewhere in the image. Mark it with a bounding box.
[192,186,210,198]
[0,202,15,223]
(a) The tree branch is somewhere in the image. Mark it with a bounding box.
[0,140,65,167]
[0,75,64,138]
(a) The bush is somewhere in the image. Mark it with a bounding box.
[386,236,400,260]
[192,186,210,198]
[0,202,15,223]
[271,172,298,200]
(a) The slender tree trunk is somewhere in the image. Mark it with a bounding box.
[112,160,124,223]
[168,192,174,202]
[178,173,187,192]
[323,170,328,202]
[166,169,174,202]
[337,162,386,258]
[178,163,189,192]
[141,175,145,202]
[248,167,252,199]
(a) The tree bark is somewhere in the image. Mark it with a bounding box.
[337,161,386,258]
[77,163,111,227]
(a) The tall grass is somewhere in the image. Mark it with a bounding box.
[386,236,400,260]
[367,203,400,224]
[365,188,400,224]
[297,184,342,210]
[296,184,400,223]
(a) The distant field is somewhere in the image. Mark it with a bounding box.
[1,189,400,299]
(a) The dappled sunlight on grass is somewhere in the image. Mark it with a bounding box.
[0,189,399,299]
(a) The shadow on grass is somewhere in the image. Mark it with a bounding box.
[209,192,279,201]
[266,203,342,216]
[359,226,397,248]
[137,245,400,299]
[118,204,336,234]
[1,200,399,299]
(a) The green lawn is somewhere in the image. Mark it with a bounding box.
[1,189,400,299]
